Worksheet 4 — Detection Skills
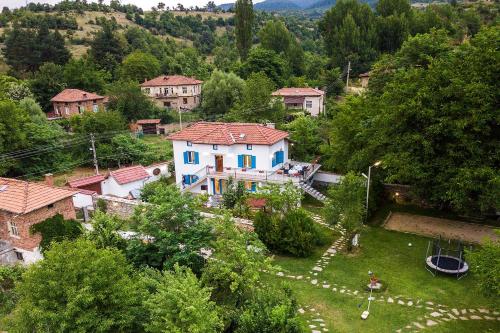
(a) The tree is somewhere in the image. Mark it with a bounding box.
[144,265,223,333]
[239,47,288,87]
[119,51,161,82]
[89,21,126,74]
[254,182,302,216]
[7,239,144,332]
[0,100,29,174]
[35,23,71,67]
[466,232,500,298]
[106,80,159,121]
[319,0,378,74]
[321,67,345,97]
[201,70,246,117]
[70,109,127,135]
[234,0,254,60]
[258,20,292,55]
[286,116,321,162]
[29,62,66,112]
[86,210,127,250]
[30,214,82,253]
[323,172,365,249]
[63,58,111,94]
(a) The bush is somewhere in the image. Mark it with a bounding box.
[30,214,83,253]
[466,233,500,298]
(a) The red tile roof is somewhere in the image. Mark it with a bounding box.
[140,75,203,87]
[0,178,77,214]
[110,166,149,185]
[166,122,289,146]
[137,119,161,125]
[76,189,97,195]
[67,174,105,188]
[51,89,106,103]
[272,87,324,97]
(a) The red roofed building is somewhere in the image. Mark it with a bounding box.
[140,75,203,111]
[50,88,107,119]
[66,174,105,195]
[0,177,77,264]
[101,165,151,198]
[166,122,321,196]
[272,87,325,116]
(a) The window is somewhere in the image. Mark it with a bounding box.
[164,101,171,108]
[144,88,150,94]
[245,181,257,192]
[183,151,199,164]
[187,141,192,146]
[47,203,54,209]
[182,86,188,94]
[15,251,23,261]
[93,103,98,112]
[306,101,313,108]
[8,221,19,237]
[183,98,188,104]
[213,144,218,150]
[153,168,161,176]
[246,144,252,150]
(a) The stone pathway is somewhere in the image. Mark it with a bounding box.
[271,214,499,333]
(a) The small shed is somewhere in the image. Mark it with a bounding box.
[359,72,371,88]
[137,119,162,135]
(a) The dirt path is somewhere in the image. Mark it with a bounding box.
[384,212,498,244]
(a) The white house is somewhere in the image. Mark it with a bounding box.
[166,122,321,196]
[272,87,325,116]
[140,75,203,111]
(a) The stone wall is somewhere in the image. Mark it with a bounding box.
[93,195,143,219]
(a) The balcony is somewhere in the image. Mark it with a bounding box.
[206,160,321,184]
[155,92,178,98]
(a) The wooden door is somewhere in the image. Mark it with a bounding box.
[215,155,224,172]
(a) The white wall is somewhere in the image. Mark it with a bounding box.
[172,140,289,184]
[16,246,43,264]
[303,95,324,116]
[142,84,202,97]
[101,177,148,198]
[73,193,94,209]
[145,163,170,183]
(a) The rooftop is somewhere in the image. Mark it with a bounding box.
[140,75,203,87]
[51,89,106,103]
[110,165,150,185]
[166,122,289,146]
[272,87,324,97]
[0,178,77,214]
[67,174,105,188]
[137,119,161,125]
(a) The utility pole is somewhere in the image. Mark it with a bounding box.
[90,133,99,175]
[346,61,351,93]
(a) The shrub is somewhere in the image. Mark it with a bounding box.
[30,214,83,253]
[466,233,500,298]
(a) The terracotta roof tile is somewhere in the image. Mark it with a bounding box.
[0,178,77,214]
[166,122,289,146]
[272,87,324,97]
[137,119,161,125]
[140,75,203,87]
[110,166,149,185]
[67,175,105,188]
[51,89,106,103]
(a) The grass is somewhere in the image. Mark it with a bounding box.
[139,134,173,160]
[267,225,499,332]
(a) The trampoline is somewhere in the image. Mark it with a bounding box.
[425,237,470,279]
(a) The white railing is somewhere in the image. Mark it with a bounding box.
[205,164,312,184]
[177,165,208,191]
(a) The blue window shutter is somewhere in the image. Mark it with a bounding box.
[278,151,284,164]
[193,175,199,183]
[238,155,243,168]
[183,175,191,185]
[251,182,256,192]
[183,151,188,164]
[251,155,256,169]
[211,179,215,194]
[194,152,199,164]
[219,179,223,194]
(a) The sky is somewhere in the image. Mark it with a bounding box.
[4,0,265,10]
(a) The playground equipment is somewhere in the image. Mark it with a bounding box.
[425,236,470,280]
[361,271,378,320]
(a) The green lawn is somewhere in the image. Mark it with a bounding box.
[139,135,173,160]
[268,226,500,332]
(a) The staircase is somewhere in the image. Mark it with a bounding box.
[299,181,327,202]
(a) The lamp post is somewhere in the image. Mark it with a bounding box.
[365,161,381,222]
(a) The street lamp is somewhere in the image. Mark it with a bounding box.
[364,161,381,223]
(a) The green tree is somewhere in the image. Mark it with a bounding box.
[63,58,111,94]
[285,116,321,162]
[30,62,66,112]
[89,21,126,74]
[7,239,144,332]
[86,210,127,250]
[323,172,365,249]
[0,100,29,174]
[144,265,223,333]
[258,20,292,55]
[119,51,161,82]
[106,80,159,121]
[30,214,82,253]
[239,47,288,87]
[201,70,246,118]
[70,109,127,134]
[466,232,500,298]
[235,0,254,60]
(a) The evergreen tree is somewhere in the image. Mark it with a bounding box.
[235,0,254,60]
[89,21,126,74]
[30,62,66,112]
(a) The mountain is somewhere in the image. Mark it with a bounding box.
[254,0,301,11]
[307,0,336,10]
[217,0,342,12]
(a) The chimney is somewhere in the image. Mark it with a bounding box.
[265,123,275,129]
[45,173,54,187]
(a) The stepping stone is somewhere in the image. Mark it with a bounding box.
[438,309,447,313]
[327,248,337,254]
[407,301,413,306]
[311,279,318,285]
[430,312,442,317]
[413,322,425,329]
[313,273,318,276]
[312,319,324,322]
[398,300,405,305]
[478,308,489,313]
[309,325,316,328]
[353,290,359,295]
[470,315,482,320]
[297,276,303,280]
[459,317,468,320]
[426,320,437,327]
[461,309,467,314]
[312,331,321,333]
[469,309,476,313]
[322,285,330,289]
[387,297,394,303]
[426,301,434,305]
[442,317,450,322]
[447,314,457,319]
[277,272,284,276]
[298,308,305,314]
[484,316,495,320]
[332,288,337,292]
[452,309,460,315]
[340,289,345,293]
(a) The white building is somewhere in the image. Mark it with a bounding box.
[167,122,321,195]
[140,75,203,111]
[272,87,325,116]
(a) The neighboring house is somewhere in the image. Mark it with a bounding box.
[359,72,370,88]
[140,75,203,111]
[49,88,107,119]
[167,122,321,196]
[101,165,151,198]
[0,176,77,264]
[67,174,105,195]
[272,87,325,116]
[136,119,163,135]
